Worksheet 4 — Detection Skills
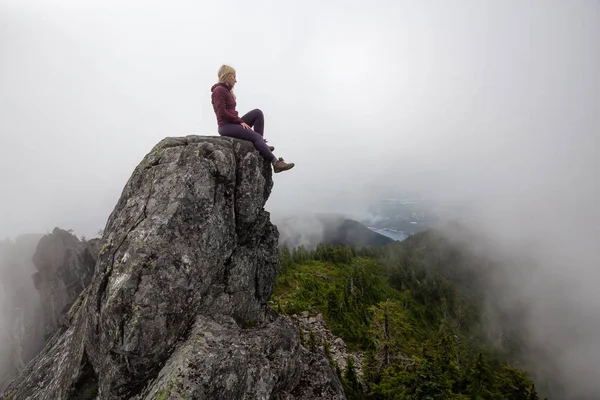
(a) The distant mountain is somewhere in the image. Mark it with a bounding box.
[363,196,441,234]
[275,213,394,249]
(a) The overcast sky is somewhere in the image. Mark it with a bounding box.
[1,1,599,397]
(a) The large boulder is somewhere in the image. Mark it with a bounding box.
[2,136,345,400]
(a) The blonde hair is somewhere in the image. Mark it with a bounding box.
[218,64,236,99]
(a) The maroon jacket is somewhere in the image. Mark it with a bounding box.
[211,83,244,126]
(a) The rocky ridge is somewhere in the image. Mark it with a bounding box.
[0,228,100,392]
[293,311,364,379]
[32,228,101,339]
[0,235,44,391]
[2,135,346,400]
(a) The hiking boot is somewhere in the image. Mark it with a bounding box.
[273,157,294,173]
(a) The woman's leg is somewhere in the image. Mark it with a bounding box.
[218,123,275,161]
[241,109,264,136]
[241,108,274,150]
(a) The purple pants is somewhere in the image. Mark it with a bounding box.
[218,109,275,161]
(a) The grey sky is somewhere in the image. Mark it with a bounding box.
[1,0,598,235]
[1,0,599,397]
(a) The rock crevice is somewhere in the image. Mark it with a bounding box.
[2,135,345,400]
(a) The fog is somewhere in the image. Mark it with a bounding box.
[1,0,599,397]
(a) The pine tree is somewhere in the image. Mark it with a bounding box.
[279,246,292,272]
[342,356,365,400]
[497,365,536,400]
[361,349,381,390]
[466,353,495,399]
[529,384,540,400]
[344,356,359,389]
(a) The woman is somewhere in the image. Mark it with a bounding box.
[211,64,295,173]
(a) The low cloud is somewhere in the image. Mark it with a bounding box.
[1,1,598,397]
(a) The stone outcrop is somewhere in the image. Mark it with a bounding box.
[0,234,45,391]
[31,228,101,339]
[0,229,102,392]
[293,311,364,378]
[2,136,345,400]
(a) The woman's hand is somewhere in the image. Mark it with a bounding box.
[241,122,251,130]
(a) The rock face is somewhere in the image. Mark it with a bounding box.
[293,312,364,379]
[31,228,101,339]
[2,136,345,400]
[0,234,45,391]
[0,229,102,392]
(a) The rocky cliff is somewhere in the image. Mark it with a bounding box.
[2,136,345,400]
[0,235,44,390]
[0,229,101,392]
[32,228,101,339]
